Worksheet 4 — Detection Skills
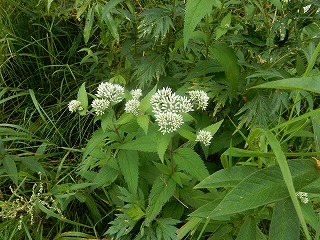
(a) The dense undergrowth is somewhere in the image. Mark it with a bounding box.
[0,0,320,239]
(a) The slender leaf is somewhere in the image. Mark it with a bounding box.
[84,7,94,44]
[77,82,88,115]
[118,150,139,194]
[3,155,18,185]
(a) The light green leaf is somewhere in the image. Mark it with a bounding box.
[157,133,172,163]
[205,159,319,219]
[119,133,157,152]
[195,166,258,189]
[176,217,202,240]
[84,7,94,44]
[174,148,209,181]
[140,85,157,112]
[82,129,110,161]
[104,13,119,42]
[3,155,18,185]
[118,150,139,194]
[137,115,149,134]
[77,82,88,115]
[269,198,299,240]
[204,119,223,135]
[145,176,176,226]
[270,0,282,10]
[183,0,214,47]
[236,216,257,240]
[215,27,228,39]
[93,164,119,188]
[252,76,320,94]
[210,43,239,93]
[220,12,231,28]
[47,0,54,12]
[101,109,115,132]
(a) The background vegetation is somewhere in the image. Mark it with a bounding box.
[0,0,319,239]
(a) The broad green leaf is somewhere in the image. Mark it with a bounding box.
[269,198,299,240]
[3,155,18,185]
[204,119,223,135]
[183,0,214,47]
[77,82,88,115]
[205,159,319,219]
[21,158,46,175]
[157,133,172,163]
[93,164,119,188]
[84,7,94,44]
[236,216,257,240]
[215,27,228,39]
[177,125,196,141]
[145,176,176,226]
[252,76,320,94]
[210,43,239,93]
[101,109,115,132]
[137,115,149,134]
[119,133,158,152]
[195,166,258,189]
[140,85,157,112]
[82,129,110,161]
[174,148,209,181]
[220,12,231,28]
[118,150,139,194]
[270,0,282,10]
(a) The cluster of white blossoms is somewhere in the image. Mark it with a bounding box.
[195,130,213,146]
[68,100,84,113]
[125,89,143,116]
[188,90,209,110]
[150,87,193,134]
[296,192,309,204]
[92,82,125,115]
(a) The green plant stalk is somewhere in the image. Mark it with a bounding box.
[259,128,311,240]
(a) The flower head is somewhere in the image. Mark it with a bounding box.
[125,99,142,116]
[130,89,143,100]
[68,100,83,113]
[195,130,213,146]
[91,99,110,116]
[95,82,124,103]
[155,112,184,134]
[296,192,309,204]
[150,87,193,115]
[188,90,209,110]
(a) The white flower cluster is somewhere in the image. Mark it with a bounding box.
[68,100,83,113]
[195,130,213,146]
[125,89,143,116]
[92,82,125,115]
[188,90,209,110]
[150,87,193,134]
[296,192,309,204]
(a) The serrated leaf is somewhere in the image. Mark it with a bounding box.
[93,165,119,188]
[174,148,209,181]
[119,133,157,152]
[3,155,18,185]
[183,0,214,47]
[210,43,239,93]
[195,166,258,189]
[145,176,176,226]
[252,76,320,94]
[236,216,257,240]
[84,7,94,44]
[137,115,149,134]
[269,198,299,240]
[77,82,88,115]
[118,150,139,194]
[156,218,181,240]
[204,159,319,219]
[133,52,165,87]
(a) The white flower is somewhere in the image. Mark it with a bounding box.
[131,89,143,100]
[188,90,209,110]
[95,82,124,103]
[91,99,110,116]
[68,100,83,113]
[125,99,142,116]
[155,112,184,134]
[150,87,193,115]
[195,130,213,146]
[296,192,309,204]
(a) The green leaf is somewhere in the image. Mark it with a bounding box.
[184,0,214,47]
[21,158,46,175]
[252,76,320,94]
[177,217,202,240]
[204,119,223,135]
[140,85,157,112]
[157,133,172,163]
[269,198,299,240]
[220,12,231,28]
[137,115,149,134]
[119,133,158,152]
[84,7,94,44]
[195,166,258,189]
[236,216,257,240]
[0,141,5,158]
[174,148,209,181]
[82,129,110,161]
[104,13,119,42]
[210,43,240,93]
[77,82,88,115]
[101,109,115,132]
[47,0,54,12]
[145,176,176,226]
[118,150,139,194]
[156,218,181,240]
[204,159,319,219]
[93,164,119,188]
[3,155,18,185]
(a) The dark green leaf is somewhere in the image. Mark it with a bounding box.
[84,7,95,44]
[119,133,158,152]
[3,155,18,185]
[118,150,139,194]
[236,216,257,240]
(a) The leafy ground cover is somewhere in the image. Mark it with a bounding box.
[0,0,319,239]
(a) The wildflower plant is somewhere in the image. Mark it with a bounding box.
[68,81,222,238]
